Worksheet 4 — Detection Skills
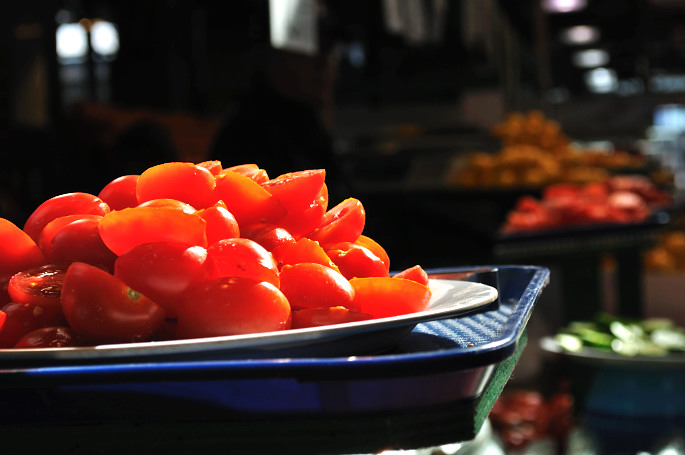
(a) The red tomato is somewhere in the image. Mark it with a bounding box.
[348,277,431,318]
[206,238,280,288]
[196,160,223,176]
[196,203,240,244]
[307,198,365,245]
[98,206,208,256]
[0,302,67,348]
[177,277,290,338]
[61,262,167,344]
[98,175,139,210]
[137,198,196,213]
[47,217,118,272]
[261,169,326,214]
[14,326,81,348]
[392,265,430,286]
[354,235,390,272]
[114,242,210,317]
[275,184,328,238]
[291,306,373,329]
[213,170,286,227]
[224,164,269,183]
[241,223,296,252]
[8,263,68,310]
[0,309,5,332]
[273,237,339,271]
[23,192,110,243]
[38,214,102,257]
[279,263,355,310]
[325,242,389,279]
[0,218,46,280]
[136,162,217,210]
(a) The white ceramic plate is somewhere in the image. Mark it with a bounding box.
[0,278,498,366]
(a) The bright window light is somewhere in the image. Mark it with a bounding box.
[91,20,119,57]
[56,22,88,60]
[542,0,587,13]
[572,49,609,68]
[561,25,600,45]
[585,67,618,93]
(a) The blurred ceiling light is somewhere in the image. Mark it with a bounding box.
[91,20,119,57]
[585,67,618,93]
[542,0,587,13]
[561,25,600,45]
[56,22,88,60]
[573,49,609,68]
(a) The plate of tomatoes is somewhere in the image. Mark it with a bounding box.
[0,161,498,365]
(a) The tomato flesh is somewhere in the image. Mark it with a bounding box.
[8,263,68,310]
[307,198,365,245]
[348,276,431,318]
[0,218,46,280]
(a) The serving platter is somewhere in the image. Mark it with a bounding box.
[0,277,498,367]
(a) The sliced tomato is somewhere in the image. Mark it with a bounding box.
[136,162,217,210]
[213,170,286,227]
[206,238,280,288]
[196,160,223,176]
[196,202,240,244]
[46,217,118,272]
[177,276,290,338]
[291,307,373,329]
[137,198,197,213]
[98,175,139,210]
[261,169,326,214]
[14,326,81,348]
[279,262,354,310]
[392,265,429,286]
[114,242,210,317]
[61,262,167,344]
[354,235,390,272]
[273,237,339,271]
[241,223,296,252]
[307,198,365,245]
[325,242,389,279]
[8,263,68,311]
[0,218,46,280]
[0,301,67,348]
[98,206,208,256]
[23,192,110,243]
[224,164,269,183]
[348,276,431,318]
[38,214,102,258]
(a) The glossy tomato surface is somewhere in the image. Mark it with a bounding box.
[213,171,286,227]
[98,175,139,210]
[307,198,365,245]
[48,217,118,272]
[61,262,167,344]
[0,218,46,280]
[14,326,81,348]
[279,262,354,310]
[136,162,216,210]
[206,238,279,287]
[325,242,389,279]
[196,203,240,244]
[0,301,67,348]
[348,276,431,318]
[7,263,68,310]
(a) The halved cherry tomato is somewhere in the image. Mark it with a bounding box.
[261,169,326,214]
[348,276,431,318]
[0,218,46,280]
[196,202,240,244]
[114,242,210,317]
[224,164,269,183]
[137,198,196,213]
[0,301,67,348]
[273,237,339,271]
[279,262,354,310]
[325,242,389,279]
[8,263,68,310]
[213,170,286,227]
[98,175,139,210]
[393,265,429,286]
[206,238,279,288]
[196,160,223,176]
[47,217,118,272]
[14,326,81,348]
[354,235,390,272]
[177,276,290,338]
[61,262,167,344]
[136,162,217,210]
[241,223,296,252]
[23,192,110,243]
[276,184,328,238]
[307,198,365,245]
[291,306,373,329]
[98,206,207,256]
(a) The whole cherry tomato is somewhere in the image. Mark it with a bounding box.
[206,238,280,287]
[98,175,139,210]
[48,217,118,272]
[136,162,217,210]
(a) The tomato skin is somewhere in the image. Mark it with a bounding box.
[196,203,240,244]
[354,235,390,272]
[136,162,217,210]
[8,263,68,310]
[14,326,81,348]
[392,265,430,286]
[224,164,270,184]
[273,237,339,271]
[291,306,373,329]
[137,198,196,213]
[98,206,208,256]
[61,262,167,344]
[307,198,366,245]
[0,302,67,348]
[241,223,296,252]
[348,276,431,318]
[325,243,390,279]
[0,218,47,280]
[177,277,291,338]
[206,238,280,288]
[261,169,326,214]
[38,214,101,257]
[213,170,286,227]
[196,160,223,176]
[98,175,139,210]
[48,217,118,272]
[279,263,354,310]
[114,242,210,317]
[23,192,110,243]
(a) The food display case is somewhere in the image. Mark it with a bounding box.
[0,265,549,454]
